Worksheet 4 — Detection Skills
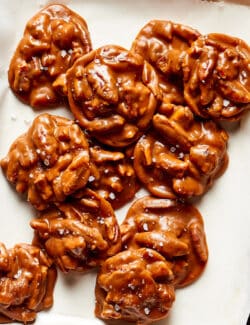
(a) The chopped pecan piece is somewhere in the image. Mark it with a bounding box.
[67,45,161,147]
[120,196,208,287]
[0,243,56,323]
[1,113,90,210]
[8,4,92,109]
[134,104,228,198]
[183,33,250,120]
[95,248,175,324]
[31,188,121,273]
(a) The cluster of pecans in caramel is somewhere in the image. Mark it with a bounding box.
[1,3,250,325]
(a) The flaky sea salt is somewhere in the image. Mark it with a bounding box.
[142,223,149,231]
[88,175,95,182]
[24,119,31,125]
[14,269,22,279]
[178,152,184,159]
[97,217,105,224]
[61,50,67,58]
[223,99,230,107]
[128,283,135,290]
[114,304,120,312]
[109,192,116,200]
[44,158,50,166]
[170,146,176,153]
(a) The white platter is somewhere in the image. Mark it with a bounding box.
[0,0,249,324]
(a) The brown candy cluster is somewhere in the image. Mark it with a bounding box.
[183,33,250,120]
[67,45,160,147]
[1,3,250,325]
[131,20,201,78]
[95,248,175,324]
[134,104,228,198]
[8,4,92,109]
[0,243,56,323]
[31,188,121,273]
[1,113,91,210]
[120,196,208,288]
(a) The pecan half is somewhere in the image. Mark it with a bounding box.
[120,196,208,287]
[0,243,56,323]
[95,248,175,324]
[1,113,90,210]
[31,188,121,273]
[8,4,92,109]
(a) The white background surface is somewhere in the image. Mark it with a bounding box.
[0,1,250,324]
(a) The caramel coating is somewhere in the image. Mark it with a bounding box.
[8,4,92,109]
[95,248,175,324]
[157,72,185,106]
[88,143,139,209]
[134,104,228,198]
[131,20,200,77]
[1,113,90,210]
[0,242,57,323]
[183,33,250,120]
[31,188,121,273]
[67,45,161,147]
[121,196,208,287]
